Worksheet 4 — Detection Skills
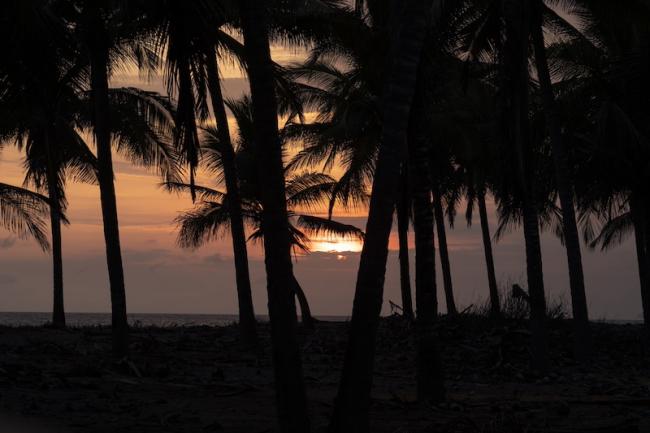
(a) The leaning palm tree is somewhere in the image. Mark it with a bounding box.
[430,154,460,316]
[528,0,594,360]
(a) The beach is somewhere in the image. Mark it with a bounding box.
[1,317,649,432]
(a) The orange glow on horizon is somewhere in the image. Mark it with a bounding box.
[309,238,363,253]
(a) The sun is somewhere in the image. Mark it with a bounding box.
[310,238,363,253]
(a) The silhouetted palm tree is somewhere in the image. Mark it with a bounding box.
[447,77,503,317]
[166,98,363,327]
[66,0,153,356]
[460,0,550,370]
[330,1,435,431]
[146,0,260,344]
[396,167,414,320]
[553,0,650,328]
[0,0,82,327]
[239,1,310,431]
[408,65,445,403]
[529,0,592,360]
[431,166,458,316]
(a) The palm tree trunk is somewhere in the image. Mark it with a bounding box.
[396,168,414,321]
[45,134,65,329]
[531,1,591,360]
[239,2,309,432]
[87,10,128,357]
[433,189,457,315]
[478,191,500,318]
[329,3,435,430]
[409,63,444,405]
[630,194,650,328]
[48,191,65,329]
[504,0,548,372]
[206,49,258,345]
[292,275,315,328]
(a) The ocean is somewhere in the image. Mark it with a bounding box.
[0,312,349,327]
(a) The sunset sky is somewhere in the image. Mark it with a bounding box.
[0,46,642,320]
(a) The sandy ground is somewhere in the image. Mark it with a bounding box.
[1,317,650,432]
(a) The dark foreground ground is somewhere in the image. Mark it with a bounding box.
[1,317,649,433]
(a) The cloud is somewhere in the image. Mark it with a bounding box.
[203,253,231,264]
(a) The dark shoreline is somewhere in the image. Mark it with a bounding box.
[1,317,649,432]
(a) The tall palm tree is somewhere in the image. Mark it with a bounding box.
[408,64,445,403]
[529,0,591,360]
[61,0,172,355]
[0,0,80,328]
[459,0,550,370]
[204,44,258,343]
[146,0,260,344]
[329,1,435,431]
[68,0,146,355]
[504,0,548,371]
[552,0,650,328]
[239,1,310,431]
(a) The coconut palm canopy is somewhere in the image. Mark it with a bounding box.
[1,1,650,431]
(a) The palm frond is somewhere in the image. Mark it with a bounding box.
[296,214,365,241]
[0,182,50,251]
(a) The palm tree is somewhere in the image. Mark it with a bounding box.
[165,98,363,327]
[204,42,258,343]
[476,189,501,315]
[396,167,414,320]
[239,1,310,431]
[0,0,81,328]
[459,0,550,370]
[146,0,260,344]
[431,169,458,316]
[408,66,445,403]
[68,0,144,356]
[59,0,175,355]
[448,78,503,317]
[284,2,427,324]
[21,128,96,329]
[329,1,435,431]
[552,0,650,328]
[529,0,592,360]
